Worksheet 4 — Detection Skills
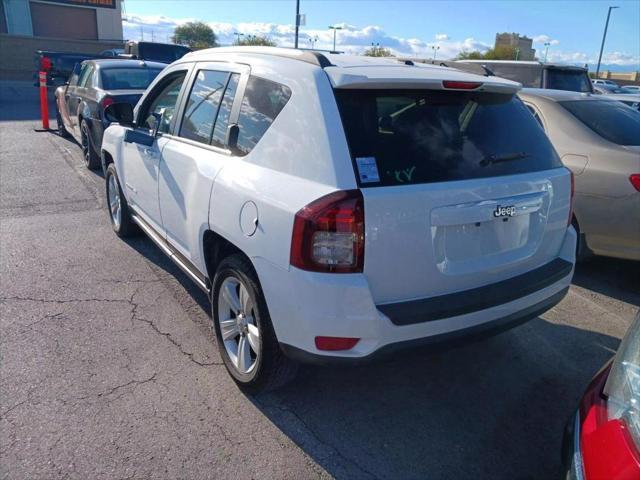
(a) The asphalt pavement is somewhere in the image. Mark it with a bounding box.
[1,80,639,480]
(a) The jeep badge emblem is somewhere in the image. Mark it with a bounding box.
[493,205,516,218]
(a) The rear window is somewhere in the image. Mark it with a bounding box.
[138,44,190,63]
[336,90,562,187]
[546,69,592,93]
[101,68,162,90]
[560,100,640,145]
[487,64,542,88]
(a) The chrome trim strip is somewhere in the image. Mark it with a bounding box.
[130,213,210,294]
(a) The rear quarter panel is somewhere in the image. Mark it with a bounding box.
[207,57,356,273]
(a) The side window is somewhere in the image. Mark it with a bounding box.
[526,105,544,129]
[235,76,291,156]
[139,72,187,134]
[211,73,239,148]
[77,64,93,88]
[68,63,81,87]
[179,70,228,145]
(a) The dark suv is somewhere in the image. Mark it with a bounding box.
[457,60,594,93]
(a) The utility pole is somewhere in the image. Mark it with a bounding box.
[294,0,300,49]
[596,6,620,79]
[328,25,343,52]
[543,42,550,62]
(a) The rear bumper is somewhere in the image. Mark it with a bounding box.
[280,286,568,365]
[255,226,576,363]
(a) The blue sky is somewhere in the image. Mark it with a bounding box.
[122,0,640,69]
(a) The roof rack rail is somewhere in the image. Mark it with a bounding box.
[185,46,335,68]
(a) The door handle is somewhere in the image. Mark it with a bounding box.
[143,148,157,157]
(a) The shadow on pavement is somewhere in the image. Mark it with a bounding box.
[254,320,617,480]
[122,234,625,479]
[573,256,640,306]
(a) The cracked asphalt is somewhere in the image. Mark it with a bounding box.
[1,80,639,480]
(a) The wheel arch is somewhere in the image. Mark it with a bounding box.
[203,230,253,283]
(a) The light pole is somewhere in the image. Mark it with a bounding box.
[233,32,244,45]
[515,47,520,61]
[596,6,619,79]
[308,35,318,49]
[431,45,440,61]
[328,25,343,52]
[294,0,300,48]
[543,42,551,62]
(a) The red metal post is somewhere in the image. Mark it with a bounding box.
[39,71,50,130]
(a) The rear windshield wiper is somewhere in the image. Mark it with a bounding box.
[479,152,530,167]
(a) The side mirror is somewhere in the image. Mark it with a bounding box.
[226,123,240,154]
[104,102,134,127]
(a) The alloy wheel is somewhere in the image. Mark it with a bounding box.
[217,277,261,374]
[81,124,90,166]
[107,173,121,230]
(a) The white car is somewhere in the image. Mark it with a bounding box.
[592,79,619,88]
[101,47,576,391]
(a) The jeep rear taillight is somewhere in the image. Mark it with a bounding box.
[630,174,640,192]
[290,190,364,273]
[100,96,115,110]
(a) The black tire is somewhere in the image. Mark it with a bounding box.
[80,119,101,170]
[211,254,297,393]
[105,163,138,237]
[572,217,590,262]
[56,108,70,137]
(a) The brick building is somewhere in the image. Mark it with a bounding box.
[495,32,536,61]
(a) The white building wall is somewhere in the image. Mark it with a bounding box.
[96,0,122,40]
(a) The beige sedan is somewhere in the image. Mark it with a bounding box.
[519,89,640,261]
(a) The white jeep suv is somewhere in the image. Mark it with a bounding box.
[101,47,576,392]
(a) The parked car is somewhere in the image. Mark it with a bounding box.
[123,41,191,64]
[99,48,125,58]
[100,47,576,391]
[618,85,640,93]
[601,93,640,111]
[563,310,640,480]
[592,84,618,95]
[592,78,620,88]
[55,59,164,170]
[519,89,640,260]
[457,60,594,93]
[34,49,107,87]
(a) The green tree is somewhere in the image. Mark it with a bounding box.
[172,21,217,49]
[456,45,518,61]
[364,45,393,57]
[235,35,277,47]
[456,50,484,60]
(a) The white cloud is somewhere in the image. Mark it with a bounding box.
[533,34,560,46]
[122,14,638,67]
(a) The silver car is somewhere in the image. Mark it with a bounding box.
[519,89,640,261]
